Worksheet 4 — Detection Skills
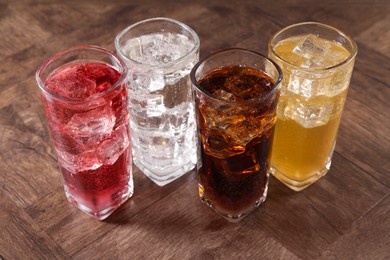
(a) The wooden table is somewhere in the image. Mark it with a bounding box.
[1,0,389,259]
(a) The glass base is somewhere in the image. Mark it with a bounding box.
[199,180,268,223]
[134,158,195,186]
[64,184,133,220]
[270,158,332,192]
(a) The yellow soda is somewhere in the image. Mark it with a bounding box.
[269,32,355,191]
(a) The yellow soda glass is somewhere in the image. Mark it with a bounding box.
[268,22,358,191]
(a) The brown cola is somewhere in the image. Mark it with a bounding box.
[196,65,278,217]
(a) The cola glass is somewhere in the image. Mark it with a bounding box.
[36,46,133,220]
[191,48,282,222]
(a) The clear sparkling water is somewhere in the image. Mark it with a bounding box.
[122,32,198,185]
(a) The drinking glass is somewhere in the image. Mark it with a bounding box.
[36,46,133,220]
[191,48,282,222]
[268,22,358,191]
[115,17,200,186]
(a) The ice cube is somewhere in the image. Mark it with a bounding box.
[164,70,183,86]
[167,103,194,129]
[307,55,340,69]
[128,67,165,94]
[293,35,328,58]
[203,131,246,159]
[292,34,352,69]
[328,67,352,97]
[223,71,272,100]
[125,32,195,95]
[46,66,96,99]
[128,72,151,94]
[146,95,166,117]
[213,89,237,102]
[64,105,115,145]
[223,74,253,100]
[202,105,261,144]
[200,103,276,158]
[97,126,130,165]
[57,148,102,173]
[149,77,165,92]
[133,33,184,65]
[311,45,349,69]
[201,103,245,132]
[284,97,333,128]
[150,33,177,63]
[124,32,194,68]
[292,35,340,69]
[219,149,261,175]
[288,75,312,98]
[287,71,332,98]
[164,61,193,86]
[225,113,276,147]
[127,65,162,94]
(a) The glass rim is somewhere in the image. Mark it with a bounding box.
[35,45,128,103]
[114,17,200,68]
[190,48,283,105]
[268,21,358,72]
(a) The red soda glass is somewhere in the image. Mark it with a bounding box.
[36,46,133,220]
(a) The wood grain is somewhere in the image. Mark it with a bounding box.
[0,0,389,259]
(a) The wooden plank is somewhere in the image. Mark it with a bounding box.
[319,194,390,259]
[0,3,51,57]
[0,57,29,90]
[352,43,390,87]
[248,179,339,259]
[0,85,60,208]
[356,13,390,57]
[337,69,390,186]
[19,2,92,35]
[245,152,389,258]
[257,0,390,40]
[0,189,68,259]
[24,167,195,256]
[73,177,300,259]
[302,153,389,233]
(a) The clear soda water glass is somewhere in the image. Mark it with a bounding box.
[115,17,200,186]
